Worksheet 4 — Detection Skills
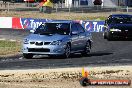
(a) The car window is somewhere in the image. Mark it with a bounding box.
[107,16,112,24]
[71,24,78,33]
[111,16,132,24]
[34,23,70,35]
[75,23,85,33]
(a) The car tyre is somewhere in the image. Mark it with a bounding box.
[107,32,113,41]
[48,55,57,59]
[23,54,33,59]
[62,44,71,58]
[103,32,107,39]
[82,41,91,56]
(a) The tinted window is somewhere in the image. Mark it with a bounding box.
[76,23,85,33]
[111,16,132,24]
[106,16,112,24]
[71,24,78,33]
[34,23,70,35]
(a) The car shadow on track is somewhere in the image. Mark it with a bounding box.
[69,52,113,58]
[30,51,113,59]
[107,38,132,41]
[88,52,113,57]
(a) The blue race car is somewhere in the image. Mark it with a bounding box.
[103,14,132,40]
[22,21,92,59]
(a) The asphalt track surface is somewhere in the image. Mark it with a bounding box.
[0,29,132,70]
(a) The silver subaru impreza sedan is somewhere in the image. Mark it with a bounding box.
[22,21,93,59]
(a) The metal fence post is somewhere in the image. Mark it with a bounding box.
[0,2,1,7]
[69,4,70,13]
[55,3,58,13]
[8,2,9,12]
[126,6,128,13]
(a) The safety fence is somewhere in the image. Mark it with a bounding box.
[0,1,132,13]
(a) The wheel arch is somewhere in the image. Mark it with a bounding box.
[67,42,71,48]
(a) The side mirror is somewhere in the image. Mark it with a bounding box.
[71,31,78,35]
[30,30,35,33]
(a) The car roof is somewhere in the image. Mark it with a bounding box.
[45,20,79,24]
[111,14,132,17]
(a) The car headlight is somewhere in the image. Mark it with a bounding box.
[110,28,121,32]
[23,39,29,44]
[50,40,62,45]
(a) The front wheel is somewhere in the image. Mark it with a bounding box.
[23,54,33,59]
[62,44,71,58]
[107,32,113,41]
[82,41,91,56]
[103,32,107,39]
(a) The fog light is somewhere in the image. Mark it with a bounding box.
[53,49,62,52]
[23,47,28,50]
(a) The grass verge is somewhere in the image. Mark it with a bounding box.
[0,11,131,20]
[0,40,21,56]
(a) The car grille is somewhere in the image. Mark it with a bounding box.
[30,42,35,44]
[28,48,50,52]
[35,42,43,46]
[44,42,51,45]
[30,42,51,45]
[122,29,132,35]
[113,29,132,37]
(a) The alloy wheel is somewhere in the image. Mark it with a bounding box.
[65,44,71,58]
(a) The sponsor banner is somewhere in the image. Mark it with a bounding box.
[79,20,105,32]
[12,17,23,29]
[12,17,52,30]
[0,17,12,28]
[80,67,131,86]
[20,18,46,30]
[12,17,105,32]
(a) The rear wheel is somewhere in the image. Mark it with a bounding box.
[82,41,91,56]
[23,54,33,59]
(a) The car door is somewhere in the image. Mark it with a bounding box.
[70,23,80,51]
[76,23,87,50]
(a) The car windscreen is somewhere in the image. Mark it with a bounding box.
[34,23,70,35]
[112,16,132,24]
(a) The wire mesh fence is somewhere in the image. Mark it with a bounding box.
[0,1,132,13]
